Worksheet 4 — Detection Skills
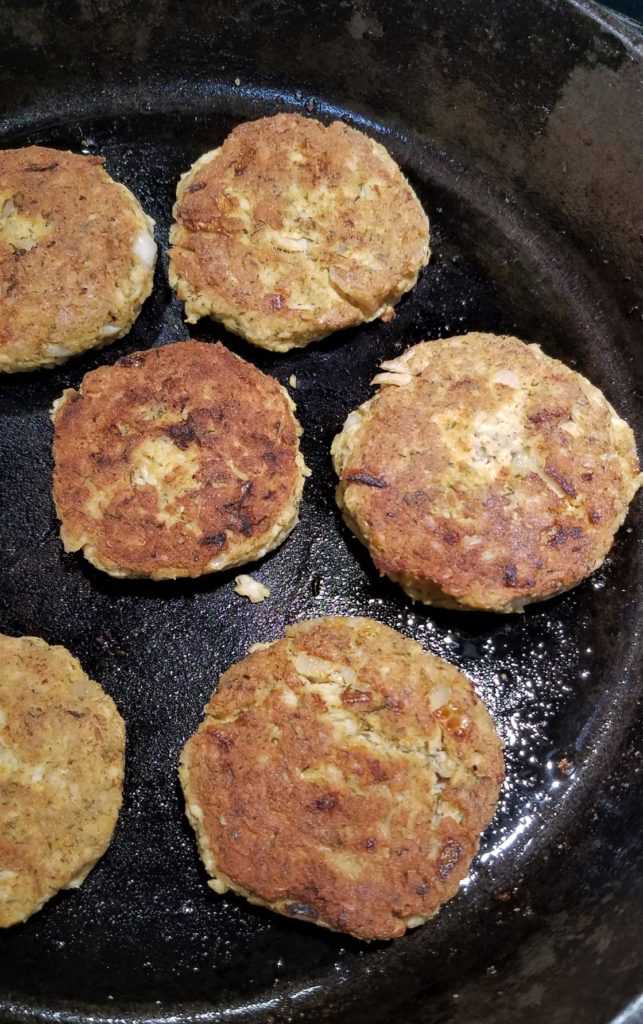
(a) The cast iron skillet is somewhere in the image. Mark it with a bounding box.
[0,1,642,1022]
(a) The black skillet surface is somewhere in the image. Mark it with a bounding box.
[0,2,642,1022]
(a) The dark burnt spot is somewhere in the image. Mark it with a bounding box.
[344,471,387,489]
[314,795,337,812]
[118,353,145,368]
[364,837,376,851]
[185,181,206,194]
[264,449,285,467]
[367,758,387,782]
[438,839,463,880]
[548,525,584,548]
[545,466,577,498]
[166,418,197,449]
[91,452,112,466]
[589,508,603,524]
[484,494,502,510]
[222,501,255,537]
[529,407,567,427]
[442,529,459,545]
[214,732,231,752]
[341,688,372,706]
[503,563,518,586]
[23,162,59,173]
[241,481,252,496]
[581,472,594,482]
[201,532,226,548]
[239,511,254,536]
[403,489,428,506]
[285,903,319,920]
[415,883,429,896]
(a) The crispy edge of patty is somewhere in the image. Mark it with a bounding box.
[50,340,308,580]
[179,616,504,941]
[0,145,156,372]
[0,634,125,927]
[167,115,429,351]
[332,334,643,613]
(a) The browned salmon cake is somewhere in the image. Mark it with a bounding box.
[0,145,156,372]
[179,616,504,941]
[0,634,125,928]
[51,340,307,580]
[332,333,642,613]
[168,114,429,351]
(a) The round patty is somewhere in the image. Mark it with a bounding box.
[168,114,429,352]
[332,333,642,613]
[0,634,125,928]
[179,616,503,941]
[51,340,307,580]
[0,145,156,373]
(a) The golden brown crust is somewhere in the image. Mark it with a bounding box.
[168,114,429,351]
[179,617,503,941]
[0,634,125,928]
[51,340,306,579]
[332,334,642,613]
[0,145,156,372]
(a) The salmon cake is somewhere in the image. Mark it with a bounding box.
[168,114,429,352]
[332,333,642,613]
[51,340,307,580]
[0,145,156,372]
[179,616,503,941]
[0,634,125,928]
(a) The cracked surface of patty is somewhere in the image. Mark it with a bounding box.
[332,333,642,613]
[0,634,125,928]
[168,114,429,351]
[51,340,306,579]
[0,145,156,372]
[179,616,503,941]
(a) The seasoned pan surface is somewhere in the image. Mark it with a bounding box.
[0,3,642,1023]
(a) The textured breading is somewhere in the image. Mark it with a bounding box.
[168,114,429,351]
[0,634,125,928]
[0,145,156,372]
[332,333,642,613]
[51,340,307,580]
[179,617,503,941]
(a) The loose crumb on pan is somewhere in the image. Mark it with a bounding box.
[234,574,271,603]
